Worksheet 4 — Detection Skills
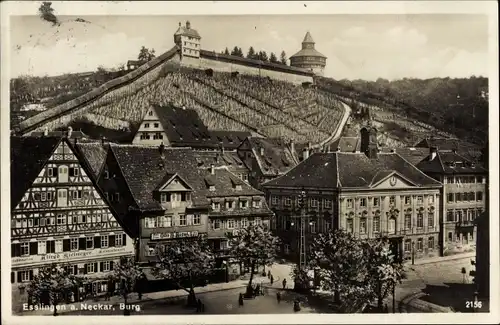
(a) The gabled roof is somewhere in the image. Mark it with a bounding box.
[332,137,361,152]
[109,145,264,212]
[11,136,62,206]
[380,147,429,166]
[75,142,108,178]
[244,137,300,176]
[414,137,482,151]
[263,152,442,189]
[155,173,193,192]
[209,130,251,150]
[417,151,488,175]
[30,130,88,139]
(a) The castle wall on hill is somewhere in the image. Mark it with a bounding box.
[181,56,313,84]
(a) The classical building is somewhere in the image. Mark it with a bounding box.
[417,148,488,256]
[132,103,251,150]
[262,127,443,262]
[290,32,327,76]
[97,144,273,283]
[10,136,135,308]
[237,137,300,189]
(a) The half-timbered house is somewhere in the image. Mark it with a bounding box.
[10,136,135,307]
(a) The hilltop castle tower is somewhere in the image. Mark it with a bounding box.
[289,32,327,76]
[174,21,201,59]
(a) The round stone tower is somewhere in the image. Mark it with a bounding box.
[289,32,327,76]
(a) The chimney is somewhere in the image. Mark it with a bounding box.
[159,142,165,158]
[303,148,310,160]
[210,164,215,175]
[429,146,438,161]
[186,21,191,29]
[365,127,378,159]
[43,127,49,137]
[290,139,295,155]
[260,147,265,156]
[67,126,73,138]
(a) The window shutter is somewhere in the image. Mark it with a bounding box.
[29,270,34,281]
[15,244,21,257]
[123,234,127,246]
[11,272,15,283]
[11,244,15,257]
[17,272,22,283]
[110,261,114,270]
[109,235,115,247]
[79,238,86,250]
[63,239,70,252]
[94,236,101,248]
[83,264,88,274]
[30,242,38,255]
[100,262,103,272]
[54,168,59,176]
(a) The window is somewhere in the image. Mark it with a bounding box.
[252,200,261,208]
[373,217,380,233]
[311,198,319,207]
[476,192,483,201]
[144,123,150,128]
[41,192,47,201]
[417,196,423,205]
[21,242,29,256]
[160,193,171,203]
[417,238,423,251]
[346,199,354,209]
[55,240,63,253]
[190,214,200,225]
[388,217,396,234]
[115,234,123,246]
[145,217,157,228]
[446,210,454,222]
[323,199,332,209]
[404,213,412,229]
[227,219,235,229]
[447,193,454,203]
[373,197,380,207]
[360,218,367,234]
[417,213,424,228]
[346,219,354,233]
[428,195,434,204]
[271,196,278,205]
[101,235,109,248]
[428,237,435,250]
[47,168,54,177]
[428,213,434,228]
[212,202,221,211]
[70,238,78,251]
[448,232,453,242]
[389,196,396,206]
[38,241,46,254]
[47,192,53,201]
[241,218,248,228]
[405,196,411,205]
[148,111,153,116]
[284,197,292,206]
[154,123,159,128]
[404,240,411,252]
[102,261,111,272]
[86,237,94,249]
[146,245,155,256]
[20,270,31,282]
[213,220,221,229]
[104,170,109,179]
[86,263,97,274]
[240,200,248,209]
[46,240,55,253]
[179,215,187,226]
[310,222,316,233]
[360,198,367,207]
[57,214,66,225]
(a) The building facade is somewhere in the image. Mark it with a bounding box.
[174,21,202,59]
[417,148,488,256]
[10,136,135,309]
[289,32,327,76]
[263,128,443,262]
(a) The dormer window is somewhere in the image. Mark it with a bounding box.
[144,123,150,128]
[154,123,159,128]
[148,111,153,116]
[240,200,248,209]
[212,202,221,211]
[226,201,234,210]
[252,200,261,208]
[104,170,109,179]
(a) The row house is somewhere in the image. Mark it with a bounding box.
[10,136,135,309]
[417,148,488,255]
[263,127,443,262]
[97,143,272,286]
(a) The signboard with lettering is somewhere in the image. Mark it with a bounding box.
[12,245,134,267]
[150,231,199,240]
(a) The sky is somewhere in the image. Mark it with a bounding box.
[10,14,489,81]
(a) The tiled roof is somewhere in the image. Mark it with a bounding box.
[75,142,108,178]
[109,145,264,212]
[209,130,251,150]
[10,136,61,206]
[30,130,87,139]
[417,151,488,175]
[174,24,201,39]
[290,48,327,59]
[332,137,361,152]
[193,151,247,169]
[246,137,300,176]
[414,137,481,151]
[380,147,429,166]
[263,152,442,189]
[152,104,218,148]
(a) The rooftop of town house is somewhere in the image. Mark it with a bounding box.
[417,151,488,175]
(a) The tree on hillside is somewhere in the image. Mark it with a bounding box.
[228,224,279,297]
[269,52,278,64]
[257,51,269,62]
[247,47,257,60]
[108,257,144,315]
[280,51,288,65]
[152,238,215,307]
[27,264,85,316]
[138,46,156,62]
[38,2,60,26]
[224,47,230,55]
[231,46,244,57]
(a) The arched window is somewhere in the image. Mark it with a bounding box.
[388,217,396,234]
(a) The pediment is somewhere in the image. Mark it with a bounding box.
[158,174,193,191]
[370,171,417,189]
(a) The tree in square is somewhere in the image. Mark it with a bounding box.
[228,224,280,297]
[152,238,215,307]
[27,264,84,316]
[108,256,144,314]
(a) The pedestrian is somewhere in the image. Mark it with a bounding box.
[383,304,389,313]
[270,275,274,285]
[255,284,260,296]
[197,299,202,312]
[201,302,205,313]
[276,291,281,304]
[238,293,244,307]
[282,278,287,289]
[293,299,301,312]
[267,270,271,279]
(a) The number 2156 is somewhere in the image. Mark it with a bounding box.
[466,301,482,309]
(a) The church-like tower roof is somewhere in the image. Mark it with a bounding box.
[290,31,326,59]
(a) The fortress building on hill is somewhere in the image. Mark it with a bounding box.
[290,32,327,76]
